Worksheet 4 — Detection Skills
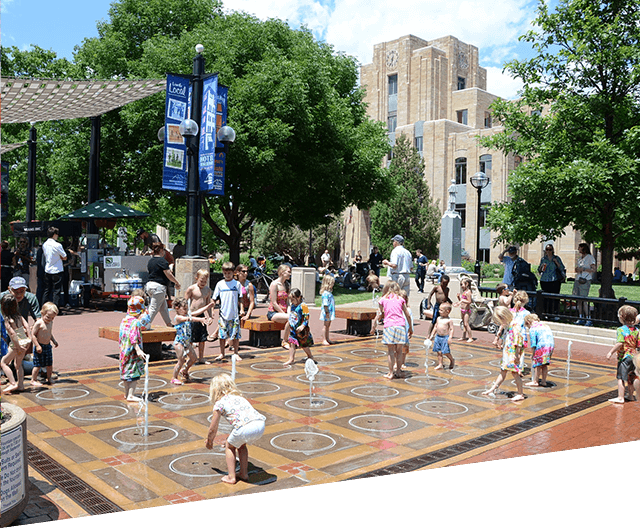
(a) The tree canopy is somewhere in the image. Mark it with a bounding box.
[1,0,391,264]
[370,134,441,258]
[483,0,640,297]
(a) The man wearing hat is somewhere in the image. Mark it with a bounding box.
[383,235,413,298]
[1,276,41,324]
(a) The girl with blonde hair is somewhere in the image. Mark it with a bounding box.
[206,373,266,484]
[319,274,336,346]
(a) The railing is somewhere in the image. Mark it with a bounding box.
[478,286,639,328]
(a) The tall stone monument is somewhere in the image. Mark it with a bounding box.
[439,179,463,270]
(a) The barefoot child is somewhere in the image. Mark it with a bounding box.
[118,296,149,402]
[236,265,256,323]
[31,302,59,386]
[524,314,554,387]
[319,275,336,346]
[205,373,266,484]
[482,306,525,401]
[213,262,242,362]
[283,289,316,366]
[0,294,36,394]
[378,281,413,379]
[426,275,452,337]
[455,277,474,342]
[606,305,640,404]
[185,269,214,364]
[171,297,215,385]
[429,302,455,370]
[399,290,413,369]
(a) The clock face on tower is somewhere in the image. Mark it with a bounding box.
[386,49,398,69]
[458,51,469,70]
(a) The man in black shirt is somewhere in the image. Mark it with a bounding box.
[368,246,383,277]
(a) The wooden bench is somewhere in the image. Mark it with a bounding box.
[98,326,176,361]
[335,307,377,336]
[240,316,286,348]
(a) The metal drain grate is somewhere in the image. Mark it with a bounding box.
[27,442,123,515]
[349,389,617,479]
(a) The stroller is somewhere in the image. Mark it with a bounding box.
[458,273,499,334]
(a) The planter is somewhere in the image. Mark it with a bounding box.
[1,403,29,527]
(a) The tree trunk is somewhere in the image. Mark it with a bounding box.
[599,221,616,299]
[201,197,246,267]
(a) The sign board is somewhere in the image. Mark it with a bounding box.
[162,74,191,192]
[198,75,219,194]
[0,425,25,514]
[209,85,228,196]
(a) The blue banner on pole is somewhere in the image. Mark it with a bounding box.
[208,85,229,196]
[198,75,219,194]
[162,74,191,192]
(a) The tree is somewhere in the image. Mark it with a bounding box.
[370,134,441,258]
[483,0,640,298]
[73,1,392,265]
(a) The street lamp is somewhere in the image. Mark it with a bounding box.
[470,171,489,281]
[172,44,235,258]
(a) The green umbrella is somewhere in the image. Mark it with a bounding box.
[59,199,149,220]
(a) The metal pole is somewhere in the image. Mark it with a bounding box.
[88,115,101,235]
[26,125,37,221]
[185,53,205,258]
[474,186,482,281]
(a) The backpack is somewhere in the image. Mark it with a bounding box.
[512,257,538,289]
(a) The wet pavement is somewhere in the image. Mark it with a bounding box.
[2,290,638,525]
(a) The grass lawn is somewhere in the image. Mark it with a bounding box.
[313,285,377,307]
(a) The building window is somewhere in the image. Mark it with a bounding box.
[455,157,467,185]
[484,112,492,128]
[388,74,398,96]
[457,76,466,90]
[455,204,466,228]
[456,109,468,125]
[415,136,423,152]
[479,203,490,228]
[479,248,490,263]
[479,154,492,177]
[387,114,397,133]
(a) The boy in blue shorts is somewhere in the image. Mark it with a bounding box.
[428,302,455,370]
[31,302,59,386]
[213,262,241,362]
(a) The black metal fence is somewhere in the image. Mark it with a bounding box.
[478,287,640,328]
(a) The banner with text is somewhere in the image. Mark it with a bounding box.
[208,85,229,196]
[162,74,191,192]
[198,74,219,194]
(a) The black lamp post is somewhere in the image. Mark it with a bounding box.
[470,171,489,281]
[174,44,235,258]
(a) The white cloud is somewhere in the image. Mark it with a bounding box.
[485,66,524,100]
[225,0,539,99]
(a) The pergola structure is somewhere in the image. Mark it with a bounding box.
[0,77,166,231]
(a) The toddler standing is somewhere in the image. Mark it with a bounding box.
[606,305,640,404]
[205,373,266,484]
[492,283,513,348]
[319,275,336,346]
[119,296,149,402]
[31,302,59,386]
[283,289,316,366]
[171,297,215,385]
[524,314,554,387]
[399,290,413,370]
[429,302,455,370]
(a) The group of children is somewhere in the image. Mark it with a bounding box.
[1,296,59,394]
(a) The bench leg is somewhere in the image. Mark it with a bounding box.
[346,319,372,336]
[249,330,282,348]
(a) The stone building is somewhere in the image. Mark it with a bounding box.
[342,34,585,275]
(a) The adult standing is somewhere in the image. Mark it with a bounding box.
[383,235,413,298]
[320,249,331,270]
[498,246,519,289]
[573,242,596,326]
[12,237,32,285]
[145,242,181,327]
[43,227,74,309]
[368,246,383,277]
[414,249,428,293]
[1,276,41,386]
[538,244,565,317]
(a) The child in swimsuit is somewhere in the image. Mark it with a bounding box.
[455,278,474,342]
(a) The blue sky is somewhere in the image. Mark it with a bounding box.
[1,0,549,99]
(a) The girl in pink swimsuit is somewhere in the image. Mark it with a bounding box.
[455,278,474,342]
